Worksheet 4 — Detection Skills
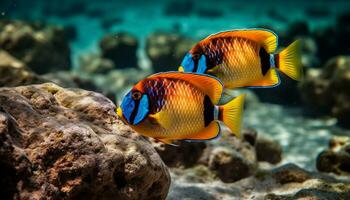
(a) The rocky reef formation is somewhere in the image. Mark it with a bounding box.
[99,33,138,69]
[300,56,350,127]
[1,10,350,200]
[0,49,116,101]
[0,83,170,200]
[203,129,259,183]
[152,140,206,168]
[79,53,115,75]
[254,13,350,106]
[317,136,350,175]
[263,164,350,199]
[0,50,46,87]
[79,32,138,74]
[153,128,282,184]
[165,128,350,199]
[169,162,350,199]
[146,32,195,72]
[0,20,71,74]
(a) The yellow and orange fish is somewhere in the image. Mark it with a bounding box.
[117,72,245,144]
[179,29,302,89]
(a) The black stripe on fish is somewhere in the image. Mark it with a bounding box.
[274,54,280,69]
[259,47,270,76]
[193,58,199,73]
[203,95,214,126]
[130,99,140,124]
[205,38,227,69]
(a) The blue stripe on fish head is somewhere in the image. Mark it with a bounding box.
[120,92,134,124]
[196,55,207,74]
[180,53,195,72]
[120,91,150,125]
[133,94,149,125]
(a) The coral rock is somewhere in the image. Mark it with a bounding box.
[146,32,195,72]
[265,180,350,200]
[300,56,350,127]
[271,163,312,184]
[316,136,350,175]
[207,143,257,183]
[79,53,115,74]
[0,50,45,87]
[255,136,282,164]
[152,139,206,168]
[0,83,170,200]
[0,20,71,74]
[99,32,138,69]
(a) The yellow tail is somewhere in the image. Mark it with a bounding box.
[276,40,303,80]
[218,94,245,137]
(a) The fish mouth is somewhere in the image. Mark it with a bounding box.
[116,107,126,123]
[178,66,184,72]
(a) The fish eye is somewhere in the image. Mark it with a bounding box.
[192,53,201,60]
[131,90,142,100]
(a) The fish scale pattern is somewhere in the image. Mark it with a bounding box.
[207,38,263,88]
[133,78,208,139]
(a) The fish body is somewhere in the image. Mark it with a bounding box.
[179,29,302,89]
[117,72,245,144]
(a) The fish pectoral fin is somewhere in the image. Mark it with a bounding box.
[186,121,221,141]
[246,68,280,88]
[149,111,171,129]
[218,89,237,105]
[207,65,220,74]
[156,138,178,146]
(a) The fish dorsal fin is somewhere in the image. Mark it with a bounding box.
[186,121,221,140]
[246,68,280,88]
[205,29,278,53]
[150,72,223,104]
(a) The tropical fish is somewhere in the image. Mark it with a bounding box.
[117,72,245,145]
[178,29,302,89]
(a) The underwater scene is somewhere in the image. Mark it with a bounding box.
[0,0,350,199]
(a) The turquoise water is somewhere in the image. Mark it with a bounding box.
[1,1,350,199]
[2,0,349,67]
[2,0,350,167]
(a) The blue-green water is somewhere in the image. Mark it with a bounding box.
[1,0,349,67]
[1,1,350,199]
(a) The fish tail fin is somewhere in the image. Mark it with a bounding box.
[218,94,245,137]
[275,40,303,80]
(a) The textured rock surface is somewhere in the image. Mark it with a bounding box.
[0,50,46,87]
[146,32,194,72]
[0,20,71,74]
[79,53,115,74]
[316,136,350,175]
[300,56,350,127]
[255,136,282,164]
[270,163,312,184]
[92,68,151,100]
[41,71,117,102]
[169,163,350,200]
[0,83,170,200]
[200,129,258,183]
[99,32,138,69]
[152,139,206,168]
[207,146,255,183]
